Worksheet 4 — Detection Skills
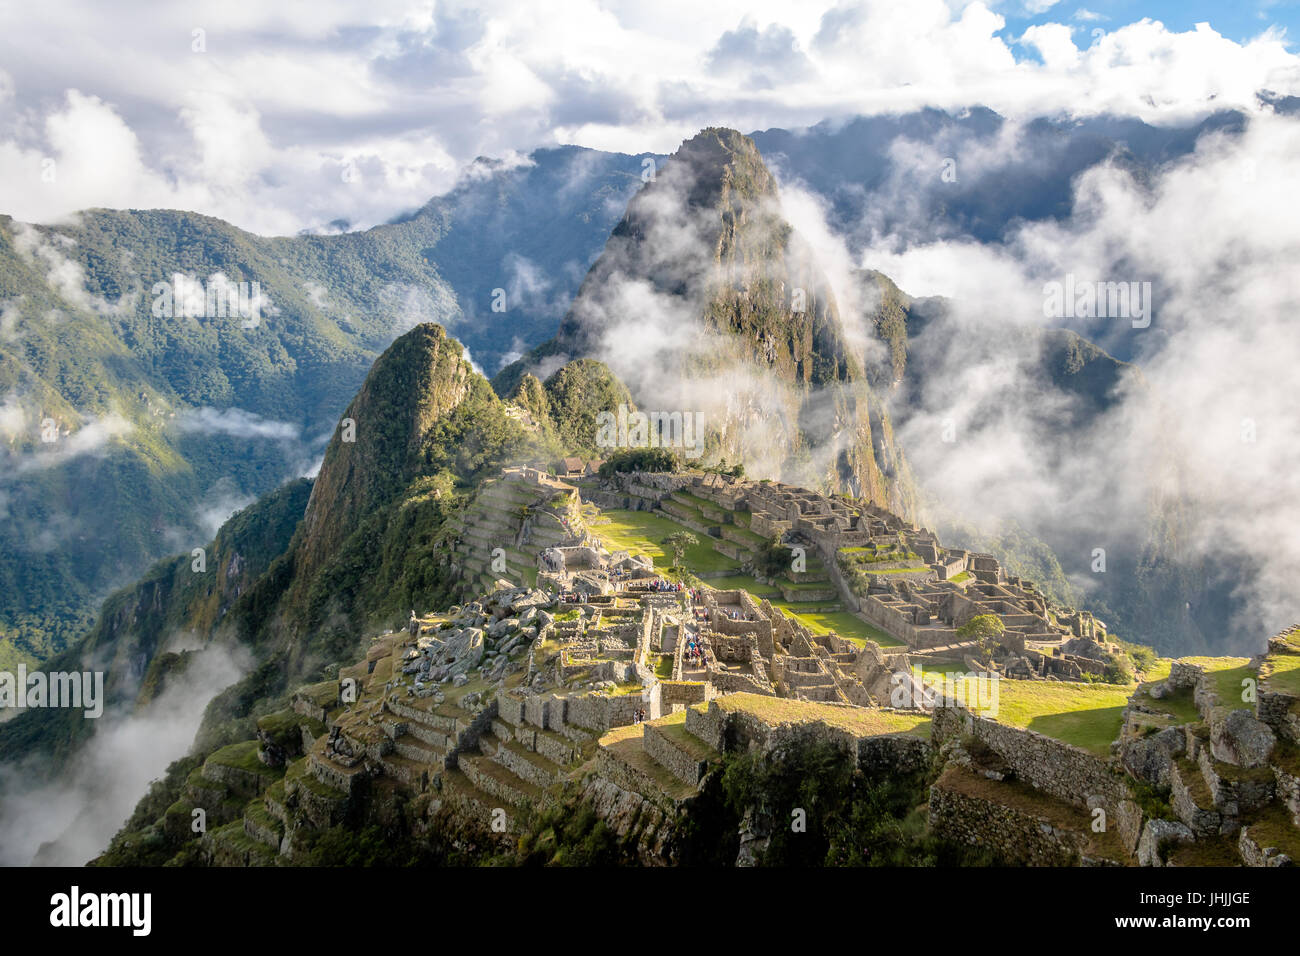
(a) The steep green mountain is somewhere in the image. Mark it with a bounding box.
[496,128,916,517]
[0,146,648,668]
[0,323,642,864]
[0,209,372,668]
[0,324,605,775]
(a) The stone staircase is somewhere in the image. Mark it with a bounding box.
[447,692,597,812]
[448,472,583,591]
[594,712,720,810]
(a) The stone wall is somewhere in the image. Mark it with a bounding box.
[593,748,682,816]
[683,699,931,777]
[1258,690,1300,744]
[822,550,861,612]
[643,723,708,786]
[564,692,643,733]
[1274,762,1300,827]
[857,734,932,775]
[857,595,956,649]
[928,772,1096,866]
[1167,659,1202,691]
[660,681,709,710]
[931,704,1129,812]
[705,667,773,696]
[711,634,753,662]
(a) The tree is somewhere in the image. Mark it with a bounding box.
[756,536,794,578]
[956,614,1005,660]
[598,447,678,476]
[662,531,698,573]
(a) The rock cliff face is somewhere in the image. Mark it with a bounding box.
[495,128,916,518]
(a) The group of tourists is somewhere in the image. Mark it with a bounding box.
[684,635,708,668]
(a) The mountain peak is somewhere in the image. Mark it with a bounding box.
[650,126,776,213]
[297,323,476,579]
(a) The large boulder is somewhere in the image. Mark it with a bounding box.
[1137,819,1195,867]
[509,588,553,614]
[1122,725,1185,787]
[442,627,485,677]
[1211,710,1276,768]
[487,616,516,639]
[1062,636,1109,662]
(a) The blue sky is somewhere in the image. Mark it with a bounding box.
[1005,1,1299,46]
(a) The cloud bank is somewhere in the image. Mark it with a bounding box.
[1,2,1298,234]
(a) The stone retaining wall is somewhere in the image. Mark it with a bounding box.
[643,723,707,786]
[928,775,1094,866]
[1258,690,1300,744]
[564,692,642,733]
[931,704,1129,812]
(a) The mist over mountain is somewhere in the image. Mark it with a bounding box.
[0,146,648,669]
[1,103,1284,674]
[496,127,915,514]
[1,95,1297,874]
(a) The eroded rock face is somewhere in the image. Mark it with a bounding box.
[580,776,675,865]
[1122,725,1185,788]
[735,807,771,867]
[1211,710,1276,769]
[1137,818,1194,867]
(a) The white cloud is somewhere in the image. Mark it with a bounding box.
[0,640,249,866]
[174,406,300,441]
[0,2,1297,233]
[853,110,1300,650]
[4,409,135,473]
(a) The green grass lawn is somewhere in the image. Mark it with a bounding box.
[773,606,905,648]
[722,524,764,546]
[699,573,905,649]
[1181,657,1254,708]
[1262,653,1300,695]
[979,680,1134,756]
[590,509,739,576]
[1133,684,1200,725]
[707,693,931,739]
[673,490,726,515]
[1141,657,1174,683]
[780,577,834,591]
